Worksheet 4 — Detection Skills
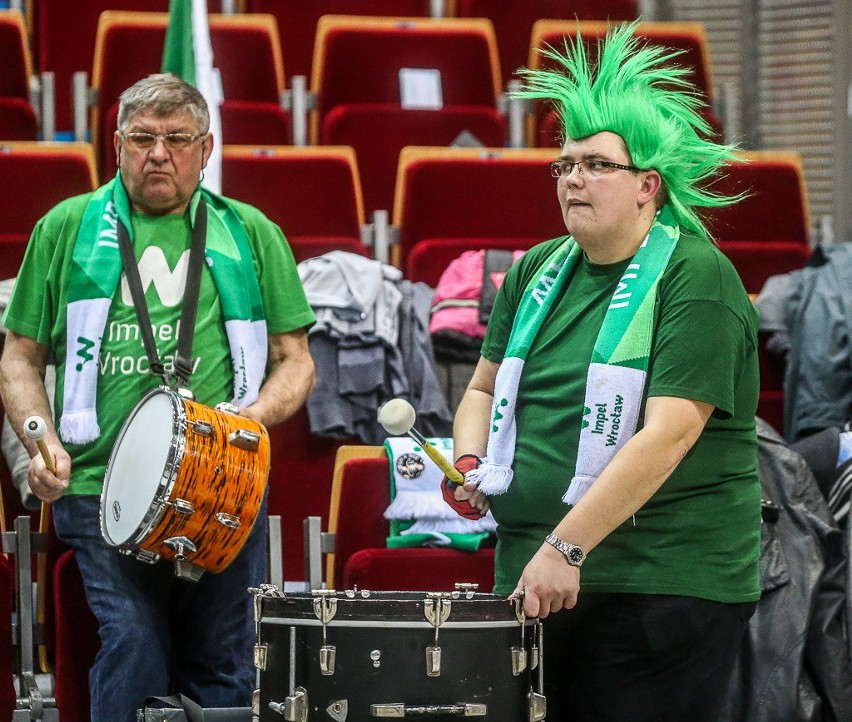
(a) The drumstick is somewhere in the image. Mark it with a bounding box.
[378,398,465,485]
[23,415,56,474]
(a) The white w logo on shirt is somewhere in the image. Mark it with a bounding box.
[120,247,189,307]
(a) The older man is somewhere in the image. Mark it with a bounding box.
[442,25,761,722]
[0,74,315,720]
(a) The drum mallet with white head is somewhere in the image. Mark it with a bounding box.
[378,398,465,485]
[23,415,57,474]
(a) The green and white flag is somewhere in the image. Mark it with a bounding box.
[162,0,223,193]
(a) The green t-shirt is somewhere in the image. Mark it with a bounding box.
[481,232,761,603]
[3,191,316,496]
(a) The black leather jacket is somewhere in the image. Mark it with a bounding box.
[721,420,852,722]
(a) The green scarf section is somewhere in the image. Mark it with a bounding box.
[466,205,680,504]
[59,175,267,445]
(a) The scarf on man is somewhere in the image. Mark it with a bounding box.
[466,205,679,505]
[59,175,267,445]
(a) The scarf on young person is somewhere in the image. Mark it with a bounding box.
[466,205,679,505]
[59,175,267,445]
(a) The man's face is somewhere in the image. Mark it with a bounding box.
[555,131,648,246]
[114,108,213,216]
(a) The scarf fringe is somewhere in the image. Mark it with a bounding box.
[562,475,594,506]
[402,515,497,536]
[59,410,101,445]
[466,462,513,495]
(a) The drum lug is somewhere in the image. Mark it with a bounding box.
[215,512,242,529]
[165,498,196,515]
[191,420,215,437]
[216,401,240,415]
[228,428,261,451]
[320,645,337,676]
[512,647,528,676]
[425,646,441,677]
[528,691,547,721]
[254,643,268,671]
[269,686,308,721]
[424,595,451,677]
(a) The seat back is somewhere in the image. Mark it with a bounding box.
[93,11,290,180]
[456,0,637,87]
[527,20,718,146]
[312,16,504,213]
[221,145,369,262]
[326,446,495,591]
[0,142,98,279]
[0,10,38,140]
[245,0,434,86]
[393,146,564,284]
[710,152,811,296]
[312,15,502,139]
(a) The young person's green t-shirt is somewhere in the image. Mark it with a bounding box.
[481,232,761,603]
[3,192,315,496]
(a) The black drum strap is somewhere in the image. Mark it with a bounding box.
[116,200,207,389]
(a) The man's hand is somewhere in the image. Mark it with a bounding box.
[28,441,71,503]
[512,542,580,618]
[440,454,490,518]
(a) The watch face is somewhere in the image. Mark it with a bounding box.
[567,546,585,565]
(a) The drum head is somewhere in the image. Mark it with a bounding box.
[101,391,176,545]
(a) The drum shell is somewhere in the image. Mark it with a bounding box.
[101,387,270,573]
[257,592,540,721]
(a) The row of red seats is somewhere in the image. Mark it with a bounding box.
[14,0,639,133]
[2,11,718,216]
[0,140,811,287]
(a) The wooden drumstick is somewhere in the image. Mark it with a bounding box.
[378,398,465,485]
[23,415,56,474]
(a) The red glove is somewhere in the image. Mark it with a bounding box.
[441,454,485,519]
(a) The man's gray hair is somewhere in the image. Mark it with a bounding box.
[117,73,210,133]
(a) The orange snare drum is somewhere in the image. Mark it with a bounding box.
[100,387,270,579]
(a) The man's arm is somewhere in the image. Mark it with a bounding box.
[240,328,315,430]
[0,330,71,502]
[516,394,714,618]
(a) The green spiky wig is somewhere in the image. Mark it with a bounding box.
[515,21,741,241]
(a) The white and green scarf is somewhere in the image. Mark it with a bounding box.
[59,175,267,445]
[466,205,679,505]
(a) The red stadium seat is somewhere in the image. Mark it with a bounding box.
[221,145,370,262]
[456,0,638,87]
[0,142,98,280]
[312,16,506,214]
[266,409,361,583]
[245,0,436,87]
[31,0,236,134]
[0,10,38,140]
[325,446,495,591]
[528,20,721,148]
[93,11,291,181]
[393,146,564,286]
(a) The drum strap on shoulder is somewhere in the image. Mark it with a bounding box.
[116,200,208,389]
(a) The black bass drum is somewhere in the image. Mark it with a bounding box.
[253,588,546,721]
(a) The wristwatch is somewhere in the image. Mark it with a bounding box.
[544,533,586,567]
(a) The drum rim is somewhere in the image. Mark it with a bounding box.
[99,386,187,548]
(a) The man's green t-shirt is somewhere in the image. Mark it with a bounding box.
[3,192,316,496]
[481,232,762,603]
